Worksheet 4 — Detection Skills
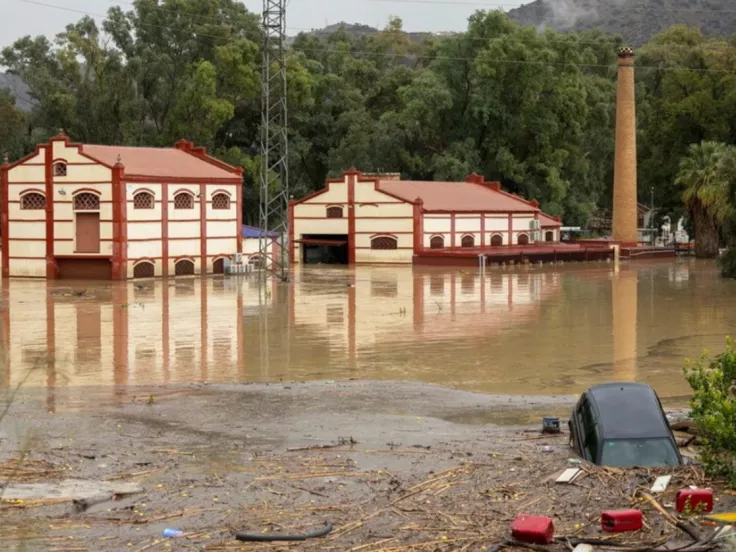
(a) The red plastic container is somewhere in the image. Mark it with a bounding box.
[676,489,714,513]
[511,514,554,544]
[601,509,643,533]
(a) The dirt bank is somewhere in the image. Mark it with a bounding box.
[0,381,726,551]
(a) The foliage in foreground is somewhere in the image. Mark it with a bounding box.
[685,338,736,485]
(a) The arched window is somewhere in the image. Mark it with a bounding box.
[518,233,530,246]
[175,259,195,275]
[212,193,230,210]
[371,236,397,250]
[213,258,225,274]
[326,206,343,219]
[133,261,155,279]
[545,231,554,242]
[430,235,444,249]
[174,191,194,210]
[461,235,475,248]
[133,191,154,210]
[491,234,503,247]
[74,192,100,211]
[20,192,45,210]
[53,162,67,177]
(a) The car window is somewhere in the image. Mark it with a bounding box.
[585,424,601,462]
[600,438,680,467]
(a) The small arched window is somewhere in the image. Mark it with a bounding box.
[430,236,444,249]
[174,191,194,210]
[461,235,475,248]
[133,191,154,210]
[371,236,397,250]
[518,233,530,246]
[212,193,230,210]
[133,261,155,279]
[53,162,67,177]
[491,234,503,247]
[213,258,225,274]
[545,231,554,242]
[326,206,343,219]
[175,259,195,276]
[20,192,46,210]
[74,192,100,211]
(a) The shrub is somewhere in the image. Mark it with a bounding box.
[684,337,736,485]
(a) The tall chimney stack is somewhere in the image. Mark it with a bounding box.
[612,46,638,247]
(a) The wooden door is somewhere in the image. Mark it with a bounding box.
[76,213,100,253]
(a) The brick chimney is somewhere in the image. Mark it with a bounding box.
[612,46,638,247]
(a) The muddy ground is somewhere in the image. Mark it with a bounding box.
[0,381,732,551]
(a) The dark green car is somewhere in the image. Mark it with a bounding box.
[568,383,683,467]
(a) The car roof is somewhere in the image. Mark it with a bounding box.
[586,383,671,440]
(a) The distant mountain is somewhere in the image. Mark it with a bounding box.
[507,0,736,46]
[290,22,441,45]
[0,72,32,111]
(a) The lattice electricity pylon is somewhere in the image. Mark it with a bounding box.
[258,0,290,283]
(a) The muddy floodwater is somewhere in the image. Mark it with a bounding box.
[1,259,735,399]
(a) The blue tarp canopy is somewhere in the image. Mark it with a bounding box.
[242,225,278,238]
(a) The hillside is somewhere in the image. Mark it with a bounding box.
[0,72,32,111]
[507,0,736,46]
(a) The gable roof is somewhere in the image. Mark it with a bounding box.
[377,179,539,213]
[81,144,241,181]
[539,212,562,228]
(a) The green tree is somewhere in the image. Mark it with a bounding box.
[675,141,735,258]
[0,89,29,161]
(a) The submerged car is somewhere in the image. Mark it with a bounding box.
[568,382,683,467]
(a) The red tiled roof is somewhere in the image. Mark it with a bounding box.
[81,144,240,180]
[539,212,562,227]
[377,180,539,213]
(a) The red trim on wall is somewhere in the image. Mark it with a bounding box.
[162,182,169,277]
[131,187,156,196]
[10,237,49,242]
[132,257,157,265]
[355,231,413,235]
[288,199,295,264]
[70,187,103,196]
[348,173,356,265]
[45,145,55,279]
[450,213,456,248]
[356,246,414,250]
[200,182,207,274]
[53,181,113,185]
[236,179,242,255]
[294,215,413,220]
[480,214,486,247]
[1,160,9,278]
[111,161,126,280]
[507,214,513,245]
[54,254,112,259]
[18,187,46,196]
[124,174,241,184]
[9,218,48,222]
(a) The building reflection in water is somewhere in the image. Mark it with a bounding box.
[2,261,730,399]
[612,269,638,382]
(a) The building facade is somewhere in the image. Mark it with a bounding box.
[1,133,243,279]
[289,169,562,265]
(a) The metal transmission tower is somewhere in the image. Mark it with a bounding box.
[259,0,289,282]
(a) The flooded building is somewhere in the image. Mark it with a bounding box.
[1,132,243,279]
[289,169,562,265]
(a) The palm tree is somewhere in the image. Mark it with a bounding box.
[675,141,735,258]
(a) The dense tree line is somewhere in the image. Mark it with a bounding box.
[1,1,736,269]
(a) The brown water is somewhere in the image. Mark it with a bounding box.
[1,260,735,399]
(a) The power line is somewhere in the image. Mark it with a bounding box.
[15,0,736,76]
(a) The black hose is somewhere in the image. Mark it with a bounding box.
[235,521,333,542]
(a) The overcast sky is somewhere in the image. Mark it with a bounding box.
[2,0,526,48]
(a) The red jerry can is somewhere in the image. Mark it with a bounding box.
[511,515,555,544]
[676,488,714,513]
[601,509,643,532]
